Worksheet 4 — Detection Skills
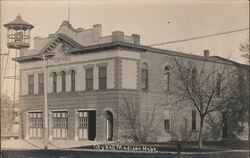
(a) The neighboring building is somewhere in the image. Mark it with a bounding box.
[13,19,248,142]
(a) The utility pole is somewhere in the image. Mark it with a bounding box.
[42,54,48,150]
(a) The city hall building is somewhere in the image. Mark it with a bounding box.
[13,18,247,142]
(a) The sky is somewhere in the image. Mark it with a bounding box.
[0,0,249,98]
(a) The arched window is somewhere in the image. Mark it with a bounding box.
[52,72,57,93]
[141,63,149,90]
[70,70,75,91]
[61,71,66,92]
[164,66,171,92]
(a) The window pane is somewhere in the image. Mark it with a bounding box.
[71,70,75,91]
[192,110,196,130]
[61,71,66,92]
[216,73,221,96]
[38,74,44,94]
[53,72,57,92]
[141,69,148,90]
[99,67,107,89]
[86,68,93,90]
[164,119,170,131]
[28,75,34,94]
[99,67,107,78]
[86,68,93,79]
[99,78,107,89]
[86,80,93,90]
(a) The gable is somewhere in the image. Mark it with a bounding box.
[39,33,83,56]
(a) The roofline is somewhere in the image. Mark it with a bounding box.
[13,41,242,66]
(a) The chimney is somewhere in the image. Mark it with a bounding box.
[132,34,140,45]
[92,24,102,40]
[48,33,54,37]
[112,31,124,42]
[204,50,209,58]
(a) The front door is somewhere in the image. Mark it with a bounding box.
[88,111,96,140]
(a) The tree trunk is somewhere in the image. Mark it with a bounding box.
[198,116,205,150]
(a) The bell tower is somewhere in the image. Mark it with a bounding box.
[3,14,34,139]
[4,14,34,49]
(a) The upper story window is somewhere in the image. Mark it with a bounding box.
[164,66,171,92]
[216,73,221,97]
[70,70,76,91]
[164,109,171,131]
[191,69,197,92]
[52,72,57,93]
[38,73,44,94]
[99,66,107,89]
[141,62,149,91]
[86,68,93,90]
[28,75,34,94]
[61,71,66,92]
[191,110,197,131]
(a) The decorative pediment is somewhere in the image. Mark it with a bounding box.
[52,43,65,58]
[40,33,82,57]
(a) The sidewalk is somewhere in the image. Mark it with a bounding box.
[1,139,108,150]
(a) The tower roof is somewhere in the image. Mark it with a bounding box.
[3,14,34,30]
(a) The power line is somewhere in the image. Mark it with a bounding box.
[149,28,249,46]
[1,48,10,89]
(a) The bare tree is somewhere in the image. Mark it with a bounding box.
[171,57,238,149]
[239,39,250,144]
[119,96,157,143]
[240,38,250,64]
[1,94,13,138]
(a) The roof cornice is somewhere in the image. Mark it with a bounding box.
[13,41,242,66]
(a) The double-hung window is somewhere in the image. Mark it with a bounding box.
[61,71,66,92]
[70,70,75,91]
[192,110,197,131]
[141,63,149,90]
[99,67,107,89]
[38,73,44,94]
[28,75,34,94]
[52,72,57,92]
[86,68,93,90]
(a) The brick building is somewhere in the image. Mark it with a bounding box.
[14,20,247,142]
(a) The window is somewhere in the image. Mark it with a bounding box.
[70,70,75,91]
[78,111,89,140]
[52,72,57,92]
[29,112,43,138]
[192,110,197,131]
[79,112,88,129]
[38,73,44,94]
[164,66,171,92]
[99,67,107,89]
[28,75,34,94]
[191,70,196,92]
[86,68,93,90]
[52,111,68,139]
[216,73,221,97]
[164,109,171,131]
[61,71,66,92]
[141,63,148,90]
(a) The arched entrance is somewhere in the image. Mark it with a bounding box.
[105,111,113,141]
